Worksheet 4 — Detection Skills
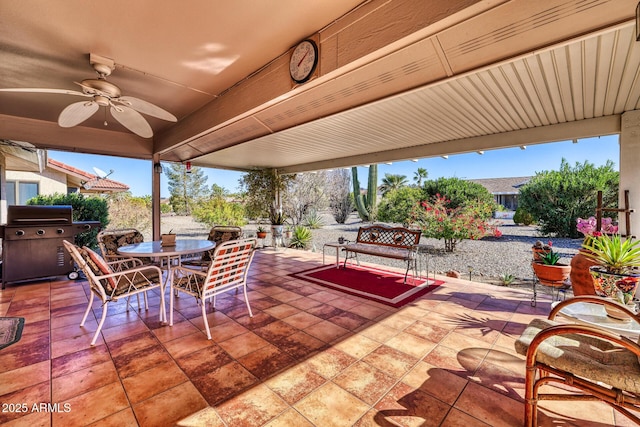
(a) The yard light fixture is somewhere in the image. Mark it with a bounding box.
[441,155,448,159]
[153,163,162,174]
[520,145,527,150]
[476,150,484,155]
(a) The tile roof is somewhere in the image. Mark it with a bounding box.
[47,158,129,192]
[468,176,531,195]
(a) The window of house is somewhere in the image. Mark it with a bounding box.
[6,181,39,205]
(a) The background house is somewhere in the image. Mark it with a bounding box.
[1,142,128,213]
[468,176,531,211]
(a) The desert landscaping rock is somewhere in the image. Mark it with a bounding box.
[159,212,583,292]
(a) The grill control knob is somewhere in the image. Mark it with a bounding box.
[57,228,64,234]
[36,229,45,235]
[15,230,24,236]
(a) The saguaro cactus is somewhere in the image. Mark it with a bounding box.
[351,164,378,222]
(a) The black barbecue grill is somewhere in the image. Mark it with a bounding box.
[1,205,101,288]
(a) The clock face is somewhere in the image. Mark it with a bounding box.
[289,40,318,84]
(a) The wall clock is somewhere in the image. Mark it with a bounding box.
[289,39,318,84]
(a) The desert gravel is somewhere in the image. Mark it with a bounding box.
[161,212,583,287]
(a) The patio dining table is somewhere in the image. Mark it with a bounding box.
[117,239,215,320]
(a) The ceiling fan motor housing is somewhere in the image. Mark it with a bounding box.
[81,79,121,98]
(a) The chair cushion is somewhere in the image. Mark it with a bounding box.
[101,231,144,256]
[202,227,242,262]
[80,246,117,293]
[515,318,640,393]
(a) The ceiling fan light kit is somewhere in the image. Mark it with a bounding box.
[0,53,176,138]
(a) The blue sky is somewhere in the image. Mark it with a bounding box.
[49,135,619,198]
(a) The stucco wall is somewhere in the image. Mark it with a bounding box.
[5,168,67,197]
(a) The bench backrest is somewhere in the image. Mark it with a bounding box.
[355,225,421,249]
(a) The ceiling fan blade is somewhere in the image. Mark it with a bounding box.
[58,101,99,127]
[117,96,177,122]
[110,105,153,138]
[0,87,90,97]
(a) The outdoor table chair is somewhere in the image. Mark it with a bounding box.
[170,238,256,339]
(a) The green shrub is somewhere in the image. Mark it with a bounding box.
[288,225,312,249]
[422,177,495,214]
[377,186,423,225]
[518,159,618,238]
[106,193,151,232]
[410,194,493,252]
[28,192,108,249]
[191,197,247,228]
[513,207,534,225]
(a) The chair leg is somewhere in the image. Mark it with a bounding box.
[524,365,537,427]
[201,300,212,340]
[80,293,94,326]
[243,284,253,317]
[91,302,109,346]
[169,286,175,326]
[158,285,166,324]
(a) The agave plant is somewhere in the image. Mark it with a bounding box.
[539,250,561,266]
[581,234,640,275]
[288,225,313,250]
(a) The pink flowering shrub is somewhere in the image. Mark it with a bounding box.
[576,216,618,237]
[410,194,493,252]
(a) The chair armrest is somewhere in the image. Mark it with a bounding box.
[172,265,207,278]
[100,264,164,280]
[107,258,143,268]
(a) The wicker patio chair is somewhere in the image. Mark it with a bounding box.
[515,295,640,426]
[170,238,256,339]
[181,225,243,268]
[63,240,166,346]
[97,228,152,268]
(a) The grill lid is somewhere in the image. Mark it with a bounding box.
[6,205,73,225]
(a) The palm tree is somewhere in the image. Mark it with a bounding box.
[413,167,428,187]
[379,173,408,197]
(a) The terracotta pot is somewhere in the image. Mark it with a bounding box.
[569,250,599,296]
[532,261,571,287]
[256,232,267,239]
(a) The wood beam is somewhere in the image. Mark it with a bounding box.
[0,114,153,159]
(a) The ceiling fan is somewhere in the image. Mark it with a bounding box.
[0,54,177,138]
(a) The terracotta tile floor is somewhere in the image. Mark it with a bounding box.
[0,249,632,426]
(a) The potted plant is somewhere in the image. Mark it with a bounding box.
[532,250,571,288]
[570,216,619,296]
[256,226,267,239]
[269,206,287,247]
[581,233,640,318]
[531,240,551,261]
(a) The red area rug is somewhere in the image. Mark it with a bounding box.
[291,265,443,308]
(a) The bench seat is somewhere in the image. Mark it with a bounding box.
[342,242,415,260]
[342,224,421,283]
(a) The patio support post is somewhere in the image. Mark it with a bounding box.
[620,110,640,239]
[151,153,161,241]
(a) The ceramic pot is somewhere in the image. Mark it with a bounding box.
[256,232,267,239]
[532,261,571,287]
[569,250,599,296]
[588,266,640,305]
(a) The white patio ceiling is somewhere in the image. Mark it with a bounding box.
[0,0,638,173]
